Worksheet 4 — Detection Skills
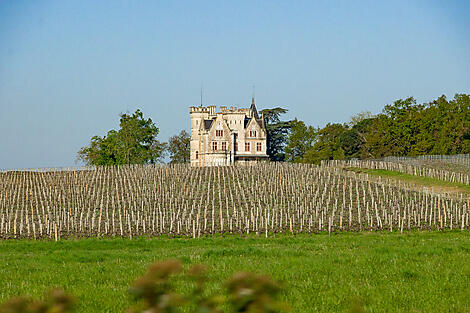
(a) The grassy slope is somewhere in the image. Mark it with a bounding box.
[1,232,470,312]
[346,167,470,194]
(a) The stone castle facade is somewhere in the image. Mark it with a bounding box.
[190,98,269,166]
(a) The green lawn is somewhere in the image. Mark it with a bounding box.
[1,232,470,312]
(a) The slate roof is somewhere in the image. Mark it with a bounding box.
[244,118,250,128]
[244,117,265,129]
[250,103,260,119]
[203,119,214,130]
[201,101,265,132]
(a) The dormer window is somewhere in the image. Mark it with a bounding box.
[216,130,223,137]
[249,130,257,137]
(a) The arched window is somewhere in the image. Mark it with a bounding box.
[195,151,199,159]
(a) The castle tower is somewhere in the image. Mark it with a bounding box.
[189,106,209,166]
[189,99,269,167]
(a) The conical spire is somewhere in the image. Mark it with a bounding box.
[250,97,259,119]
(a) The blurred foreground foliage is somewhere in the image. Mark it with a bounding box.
[0,289,76,313]
[0,260,288,313]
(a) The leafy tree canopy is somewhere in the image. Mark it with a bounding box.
[285,94,470,164]
[168,130,190,164]
[78,110,166,166]
[285,119,317,163]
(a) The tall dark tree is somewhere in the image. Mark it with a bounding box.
[78,110,166,165]
[260,108,292,161]
[168,130,191,164]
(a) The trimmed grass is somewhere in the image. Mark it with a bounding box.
[345,167,470,194]
[1,232,470,312]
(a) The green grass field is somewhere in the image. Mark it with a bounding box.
[2,232,470,312]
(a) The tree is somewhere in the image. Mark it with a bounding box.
[348,111,374,127]
[302,123,347,164]
[168,130,190,164]
[285,119,317,162]
[340,129,363,158]
[260,108,292,161]
[268,94,470,164]
[78,110,166,165]
[77,130,120,166]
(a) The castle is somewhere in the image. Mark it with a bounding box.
[190,98,269,166]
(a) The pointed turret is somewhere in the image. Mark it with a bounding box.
[250,97,259,119]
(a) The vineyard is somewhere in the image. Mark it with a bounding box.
[323,154,470,185]
[1,161,469,240]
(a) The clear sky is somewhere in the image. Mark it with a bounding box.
[1,0,469,169]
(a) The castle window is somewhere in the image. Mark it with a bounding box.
[256,142,262,151]
[222,142,227,150]
[195,151,199,159]
[212,142,218,151]
[216,130,223,137]
[235,142,238,151]
[245,142,250,152]
[249,130,257,137]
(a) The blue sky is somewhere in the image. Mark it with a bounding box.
[1,0,469,169]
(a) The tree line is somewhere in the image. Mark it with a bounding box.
[284,94,470,163]
[78,94,470,165]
